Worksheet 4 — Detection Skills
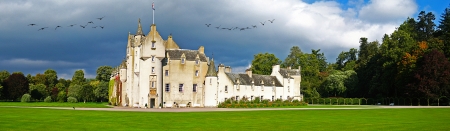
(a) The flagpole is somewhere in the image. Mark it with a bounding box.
[152,1,155,24]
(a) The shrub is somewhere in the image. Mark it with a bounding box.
[67,97,78,103]
[44,96,52,102]
[21,94,31,102]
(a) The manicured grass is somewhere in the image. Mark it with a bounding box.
[0,102,111,108]
[0,107,448,130]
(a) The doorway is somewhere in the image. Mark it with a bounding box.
[150,98,155,108]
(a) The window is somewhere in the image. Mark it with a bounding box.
[152,56,155,62]
[280,96,282,100]
[193,84,197,92]
[225,85,228,92]
[151,81,155,87]
[179,84,184,92]
[272,96,274,101]
[151,67,155,73]
[165,70,169,76]
[288,86,290,92]
[195,59,199,65]
[195,70,199,77]
[251,96,253,101]
[236,96,239,101]
[152,42,155,48]
[209,78,212,85]
[261,96,263,101]
[181,58,185,64]
[165,84,170,92]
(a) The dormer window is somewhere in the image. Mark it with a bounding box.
[195,59,199,65]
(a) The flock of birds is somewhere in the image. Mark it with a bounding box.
[28,16,106,31]
[205,19,275,31]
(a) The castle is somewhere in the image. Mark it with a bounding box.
[111,19,302,108]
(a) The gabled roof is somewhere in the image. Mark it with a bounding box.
[279,68,300,78]
[225,73,283,87]
[166,49,208,62]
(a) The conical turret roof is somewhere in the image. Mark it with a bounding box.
[206,58,217,77]
[136,18,144,36]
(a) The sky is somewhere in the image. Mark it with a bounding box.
[0,0,448,79]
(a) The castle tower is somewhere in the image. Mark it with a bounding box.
[204,58,218,107]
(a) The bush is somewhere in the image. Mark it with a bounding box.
[67,97,78,103]
[44,96,52,102]
[21,94,31,102]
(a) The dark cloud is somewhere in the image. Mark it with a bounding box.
[0,0,429,78]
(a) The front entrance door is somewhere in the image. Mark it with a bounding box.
[150,98,155,108]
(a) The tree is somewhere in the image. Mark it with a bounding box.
[407,49,450,98]
[321,70,357,97]
[438,5,450,58]
[251,53,281,75]
[29,84,48,100]
[0,70,10,84]
[94,81,109,102]
[416,11,436,41]
[68,84,82,100]
[79,83,93,103]
[71,70,85,86]
[2,73,29,101]
[96,66,113,82]
[311,49,327,72]
[33,73,47,86]
[282,46,303,68]
[44,69,58,89]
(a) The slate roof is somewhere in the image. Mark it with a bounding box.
[279,68,301,78]
[225,73,283,87]
[166,49,208,62]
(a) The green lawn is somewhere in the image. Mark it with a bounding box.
[0,102,111,108]
[0,107,448,130]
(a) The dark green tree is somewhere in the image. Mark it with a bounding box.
[71,70,86,86]
[251,53,281,75]
[44,69,58,89]
[96,66,113,82]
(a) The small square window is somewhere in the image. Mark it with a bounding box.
[165,70,169,76]
[193,84,197,92]
[152,67,155,73]
[165,84,170,92]
[179,84,184,92]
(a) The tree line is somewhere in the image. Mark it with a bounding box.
[251,6,450,100]
[0,66,113,102]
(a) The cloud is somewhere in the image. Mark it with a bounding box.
[359,0,417,23]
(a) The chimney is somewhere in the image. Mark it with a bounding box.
[246,69,252,78]
[225,66,231,73]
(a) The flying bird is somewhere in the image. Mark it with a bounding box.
[215,25,221,29]
[260,21,266,26]
[205,24,211,27]
[97,16,105,20]
[28,24,37,26]
[240,28,245,31]
[68,24,77,27]
[92,26,97,28]
[268,19,275,23]
[87,21,94,24]
[252,25,257,28]
[55,26,61,30]
[80,25,86,28]
[99,26,104,29]
[38,27,48,31]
